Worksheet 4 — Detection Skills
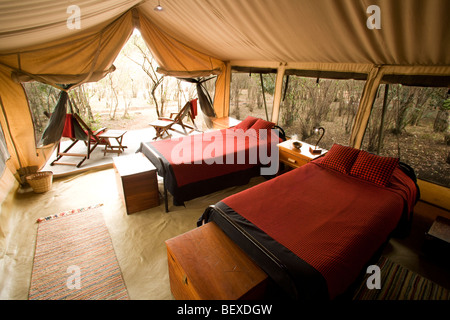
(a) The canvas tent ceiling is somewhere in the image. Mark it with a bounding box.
[2,0,450,64]
[0,0,449,188]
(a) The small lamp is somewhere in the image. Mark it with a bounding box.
[309,127,325,154]
[154,0,163,11]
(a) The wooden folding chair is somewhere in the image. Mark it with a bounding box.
[51,114,108,168]
[149,100,197,140]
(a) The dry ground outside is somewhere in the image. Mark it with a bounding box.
[92,100,210,133]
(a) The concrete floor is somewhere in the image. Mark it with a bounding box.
[41,127,163,178]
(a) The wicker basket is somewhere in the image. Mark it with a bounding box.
[26,171,53,193]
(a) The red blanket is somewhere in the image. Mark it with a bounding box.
[221,162,417,299]
[150,128,278,187]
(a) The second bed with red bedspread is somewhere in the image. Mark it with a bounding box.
[199,144,419,300]
[138,116,282,206]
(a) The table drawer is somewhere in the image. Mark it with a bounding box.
[279,149,309,168]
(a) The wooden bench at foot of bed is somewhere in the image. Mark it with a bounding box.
[165,222,268,300]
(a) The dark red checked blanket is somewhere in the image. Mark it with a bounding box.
[200,162,418,300]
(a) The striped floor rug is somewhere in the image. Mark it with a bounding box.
[29,204,129,300]
[353,256,449,300]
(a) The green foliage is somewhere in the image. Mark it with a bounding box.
[230,72,275,120]
[250,73,276,95]
[443,98,450,111]
[429,87,448,110]
[280,77,357,141]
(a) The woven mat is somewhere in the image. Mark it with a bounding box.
[353,256,449,300]
[29,204,129,300]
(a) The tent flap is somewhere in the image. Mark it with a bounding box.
[38,91,68,147]
[156,67,221,78]
[11,65,116,86]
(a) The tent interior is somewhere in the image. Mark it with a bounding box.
[0,0,449,300]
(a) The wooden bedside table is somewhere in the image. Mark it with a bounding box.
[113,153,160,214]
[277,140,327,169]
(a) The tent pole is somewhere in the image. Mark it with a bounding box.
[259,73,269,121]
[376,84,389,154]
[271,63,286,124]
[283,75,289,102]
[0,96,22,171]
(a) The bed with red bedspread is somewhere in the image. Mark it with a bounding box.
[198,144,419,300]
[138,116,282,207]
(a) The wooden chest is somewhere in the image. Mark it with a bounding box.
[113,153,160,214]
[165,222,268,300]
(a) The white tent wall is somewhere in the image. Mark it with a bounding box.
[0,0,449,208]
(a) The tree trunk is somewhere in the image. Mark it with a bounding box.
[233,87,240,119]
[393,86,415,135]
[151,88,160,118]
[108,77,118,120]
[433,110,449,132]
